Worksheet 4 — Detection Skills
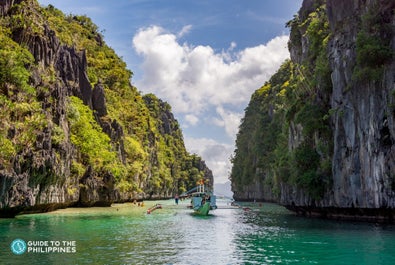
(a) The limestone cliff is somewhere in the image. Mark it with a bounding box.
[0,0,213,217]
[231,0,395,221]
[327,0,395,209]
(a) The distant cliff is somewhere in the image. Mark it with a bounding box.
[0,0,212,217]
[231,0,395,222]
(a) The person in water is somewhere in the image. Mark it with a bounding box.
[175,195,179,205]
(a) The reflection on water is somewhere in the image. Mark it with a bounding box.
[1,200,395,264]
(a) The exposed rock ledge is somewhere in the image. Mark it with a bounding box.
[285,205,395,223]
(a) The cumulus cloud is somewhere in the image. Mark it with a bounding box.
[185,114,199,126]
[132,25,290,184]
[213,107,243,138]
[184,137,234,184]
[133,25,289,116]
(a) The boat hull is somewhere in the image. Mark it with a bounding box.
[193,202,211,216]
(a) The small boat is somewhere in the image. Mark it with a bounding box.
[182,180,217,216]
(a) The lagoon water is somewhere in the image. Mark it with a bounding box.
[1,200,395,264]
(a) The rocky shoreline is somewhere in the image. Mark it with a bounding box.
[285,205,395,223]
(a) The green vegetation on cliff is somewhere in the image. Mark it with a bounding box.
[354,2,394,83]
[67,96,119,173]
[0,0,210,204]
[232,0,395,217]
[0,19,46,168]
[231,3,332,200]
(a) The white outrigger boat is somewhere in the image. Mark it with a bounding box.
[182,180,217,216]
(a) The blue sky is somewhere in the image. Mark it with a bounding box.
[37,0,303,184]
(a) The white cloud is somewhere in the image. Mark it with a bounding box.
[133,25,289,116]
[229,41,237,51]
[184,137,234,184]
[213,107,243,138]
[185,114,199,126]
[178,24,192,37]
[133,25,290,184]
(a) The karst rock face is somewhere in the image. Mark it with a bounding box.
[232,0,395,221]
[326,0,395,210]
[0,0,120,216]
[0,0,213,217]
[284,0,395,209]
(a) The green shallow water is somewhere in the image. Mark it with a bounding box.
[1,200,395,264]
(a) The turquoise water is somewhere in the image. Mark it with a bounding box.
[1,200,395,264]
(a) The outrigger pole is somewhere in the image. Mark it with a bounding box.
[146,204,162,214]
